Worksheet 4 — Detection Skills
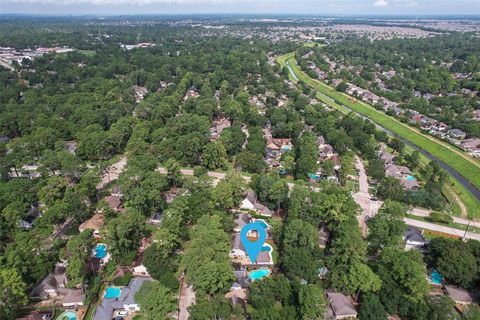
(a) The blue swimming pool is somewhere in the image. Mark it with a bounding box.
[256,220,269,229]
[406,175,416,181]
[104,287,121,299]
[431,269,443,285]
[261,245,271,252]
[94,244,107,259]
[249,269,270,281]
[58,311,77,320]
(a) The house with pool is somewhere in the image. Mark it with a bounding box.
[229,233,273,267]
[94,277,150,320]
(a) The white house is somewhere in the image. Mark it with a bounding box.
[240,190,256,210]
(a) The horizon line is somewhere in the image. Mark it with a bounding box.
[1,13,480,17]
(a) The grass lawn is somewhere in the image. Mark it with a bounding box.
[303,42,325,48]
[279,52,480,218]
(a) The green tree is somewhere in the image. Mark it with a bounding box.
[463,304,480,320]
[429,238,478,288]
[428,296,457,320]
[298,284,327,320]
[202,141,227,170]
[135,281,177,320]
[295,131,318,180]
[367,200,407,254]
[181,215,234,294]
[105,210,145,264]
[0,268,28,319]
[164,158,182,188]
[359,294,387,320]
[375,248,429,306]
[269,180,289,213]
[188,294,233,320]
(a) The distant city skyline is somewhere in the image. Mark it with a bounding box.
[1,0,479,16]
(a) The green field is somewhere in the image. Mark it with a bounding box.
[278,52,480,217]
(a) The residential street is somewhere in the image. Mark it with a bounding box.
[404,217,480,241]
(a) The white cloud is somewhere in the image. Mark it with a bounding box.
[373,0,388,6]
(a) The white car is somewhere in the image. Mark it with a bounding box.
[117,311,128,317]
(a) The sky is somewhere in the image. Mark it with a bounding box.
[0,0,479,16]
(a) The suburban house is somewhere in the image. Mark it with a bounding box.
[79,213,104,239]
[448,129,467,140]
[240,190,273,217]
[209,118,231,140]
[385,164,420,190]
[105,195,123,212]
[379,151,395,165]
[325,291,358,319]
[319,225,331,250]
[234,213,251,233]
[18,205,42,230]
[403,227,428,250]
[443,285,475,305]
[459,138,480,157]
[230,269,249,290]
[132,85,148,103]
[132,263,151,277]
[31,263,85,307]
[149,212,162,225]
[163,187,183,204]
[184,86,200,100]
[94,278,150,320]
[229,234,273,266]
[319,144,336,160]
[16,311,54,320]
[230,234,247,259]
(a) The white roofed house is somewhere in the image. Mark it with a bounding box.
[240,190,257,211]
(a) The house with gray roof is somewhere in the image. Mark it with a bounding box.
[231,270,249,290]
[31,262,85,307]
[403,227,428,250]
[234,213,251,232]
[448,128,467,140]
[325,291,357,319]
[93,278,150,320]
